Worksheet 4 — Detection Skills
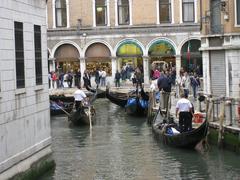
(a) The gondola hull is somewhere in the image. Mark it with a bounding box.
[152,110,208,148]
[106,91,127,108]
[68,106,95,126]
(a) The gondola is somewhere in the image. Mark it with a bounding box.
[68,91,97,126]
[125,96,148,117]
[152,108,208,148]
[85,85,106,98]
[50,101,73,116]
[105,88,128,107]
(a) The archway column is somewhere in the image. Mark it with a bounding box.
[80,58,86,77]
[143,56,150,85]
[175,55,181,78]
[111,57,117,83]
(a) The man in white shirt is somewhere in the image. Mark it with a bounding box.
[100,69,107,87]
[74,85,87,111]
[176,93,193,132]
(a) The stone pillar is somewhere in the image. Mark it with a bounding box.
[80,58,86,87]
[111,57,117,85]
[202,51,211,94]
[175,55,181,78]
[143,56,149,85]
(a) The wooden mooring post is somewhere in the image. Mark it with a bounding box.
[147,91,155,124]
[218,99,225,148]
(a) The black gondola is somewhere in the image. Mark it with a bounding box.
[106,88,148,116]
[125,96,148,117]
[152,109,208,148]
[68,105,96,126]
[85,85,106,98]
[68,90,97,126]
[105,88,128,107]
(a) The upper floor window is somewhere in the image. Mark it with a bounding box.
[182,0,194,22]
[236,0,240,25]
[118,0,129,25]
[34,25,43,85]
[55,0,67,27]
[14,21,25,89]
[96,0,107,26]
[159,0,171,23]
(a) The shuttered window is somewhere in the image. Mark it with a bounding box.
[55,0,67,27]
[159,0,171,23]
[96,0,107,26]
[118,0,130,25]
[14,21,25,89]
[237,0,240,25]
[182,0,194,22]
[34,25,42,85]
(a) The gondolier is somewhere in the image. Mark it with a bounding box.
[74,85,87,111]
[176,94,193,132]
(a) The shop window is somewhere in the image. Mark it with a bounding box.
[96,0,107,26]
[34,25,42,85]
[159,0,171,23]
[118,0,130,25]
[14,21,25,89]
[182,0,194,22]
[237,0,240,25]
[55,0,67,27]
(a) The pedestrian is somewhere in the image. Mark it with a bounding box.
[175,93,193,132]
[95,68,100,88]
[181,72,190,98]
[100,69,107,86]
[48,72,52,89]
[83,70,91,88]
[75,69,81,88]
[115,70,121,87]
[51,71,57,89]
[135,67,143,91]
[67,71,73,88]
[73,85,87,111]
[58,72,64,88]
[190,74,199,100]
[157,71,172,112]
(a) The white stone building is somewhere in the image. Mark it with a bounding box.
[0,0,52,179]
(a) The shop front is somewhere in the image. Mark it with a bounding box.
[181,39,202,76]
[54,44,80,73]
[85,43,111,76]
[116,40,143,79]
[148,40,176,78]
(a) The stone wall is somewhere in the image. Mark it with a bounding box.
[0,0,52,179]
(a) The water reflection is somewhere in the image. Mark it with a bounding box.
[43,99,240,180]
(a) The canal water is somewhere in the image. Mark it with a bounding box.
[43,99,240,180]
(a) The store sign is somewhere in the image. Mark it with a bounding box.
[117,41,143,57]
[148,40,175,57]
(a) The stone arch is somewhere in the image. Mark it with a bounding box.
[146,37,177,55]
[83,40,114,58]
[114,38,146,56]
[51,40,81,59]
[84,41,113,76]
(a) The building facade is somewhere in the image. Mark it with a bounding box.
[47,0,203,84]
[200,0,240,98]
[0,0,51,179]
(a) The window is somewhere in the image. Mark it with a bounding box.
[96,0,107,26]
[182,0,194,22]
[118,0,129,25]
[159,0,171,23]
[34,25,42,85]
[237,0,240,25]
[14,21,25,89]
[55,0,67,27]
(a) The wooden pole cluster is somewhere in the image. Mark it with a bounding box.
[218,98,225,148]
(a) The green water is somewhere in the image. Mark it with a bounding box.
[43,99,240,180]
